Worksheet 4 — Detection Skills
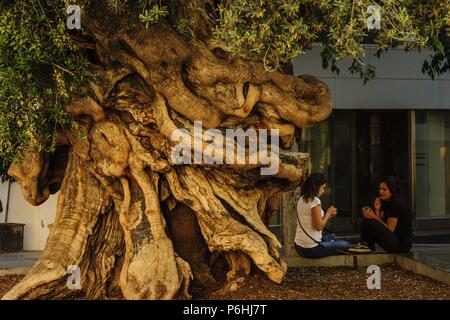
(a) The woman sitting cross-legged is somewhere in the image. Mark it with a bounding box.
[294,173,351,259]
[349,176,413,253]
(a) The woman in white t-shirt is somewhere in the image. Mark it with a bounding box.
[294,173,350,258]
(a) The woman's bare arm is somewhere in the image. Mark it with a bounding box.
[311,205,335,231]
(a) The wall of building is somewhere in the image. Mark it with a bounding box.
[294,47,450,109]
[0,181,57,251]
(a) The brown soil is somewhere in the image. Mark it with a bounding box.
[192,263,450,300]
[1,264,449,300]
[0,274,25,298]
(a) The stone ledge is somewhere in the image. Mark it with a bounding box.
[285,253,394,268]
[394,255,450,286]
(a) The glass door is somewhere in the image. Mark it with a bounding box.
[299,111,355,233]
[300,110,410,234]
[328,112,355,233]
[415,110,450,229]
[354,111,410,229]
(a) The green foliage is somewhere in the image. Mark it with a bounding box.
[138,0,169,28]
[106,0,170,26]
[123,0,449,79]
[212,0,449,79]
[213,0,317,71]
[0,0,90,179]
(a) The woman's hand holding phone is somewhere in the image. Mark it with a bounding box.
[326,206,337,218]
[362,206,377,219]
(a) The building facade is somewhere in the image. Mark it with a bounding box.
[273,47,450,241]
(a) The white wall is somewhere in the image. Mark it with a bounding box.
[294,47,450,109]
[0,181,57,251]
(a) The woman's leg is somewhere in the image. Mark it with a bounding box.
[318,240,351,255]
[362,219,410,253]
[294,243,321,259]
[295,240,350,259]
[360,219,377,250]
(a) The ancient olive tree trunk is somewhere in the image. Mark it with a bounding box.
[2,6,331,300]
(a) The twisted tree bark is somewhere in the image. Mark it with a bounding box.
[2,2,331,300]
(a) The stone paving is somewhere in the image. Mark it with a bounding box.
[407,244,450,273]
[0,251,41,275]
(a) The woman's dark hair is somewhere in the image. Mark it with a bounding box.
[300,173,327,202]
[379,176,401,199]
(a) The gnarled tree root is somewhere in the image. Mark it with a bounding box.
[2,152,123,300]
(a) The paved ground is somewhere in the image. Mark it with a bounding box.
[406,244,450,273]
[0,251,41,270]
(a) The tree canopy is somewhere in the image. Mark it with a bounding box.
[0,0,449,178]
